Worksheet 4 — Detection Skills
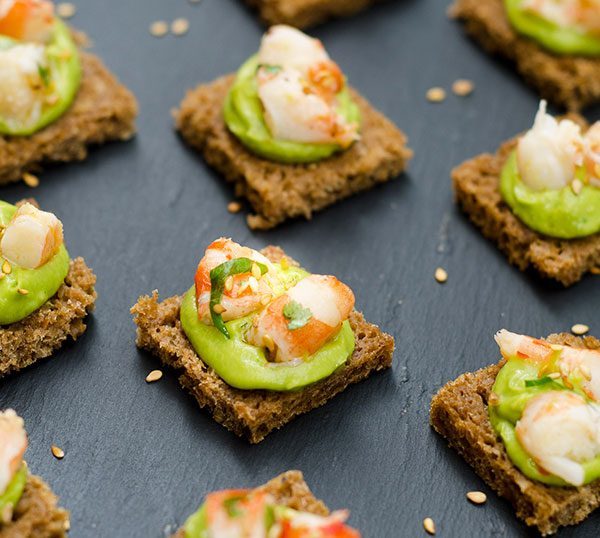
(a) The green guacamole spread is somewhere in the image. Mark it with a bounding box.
[504,0,600,56]
[0,19,81,136]
[490,356,600,486]
[180,263,356,392]
[0,464,27,518]
[223,55,361,164]
[0,201,70,326]
[500,151,600,239]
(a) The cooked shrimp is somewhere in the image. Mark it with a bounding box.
[584,122,600,186]
[194,238,280,324]
[256,25,360,148]
[247,274,355,362]
[495,329,600,401]
[522,0,600,35]
[278,510,361,538]
[516,391,600,485]
[0,410,27,496]
[517,101,584,191]
[205,489,270,537]
[0,0,55,43]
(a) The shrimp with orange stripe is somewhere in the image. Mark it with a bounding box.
[0,409,27,498]
[0,0,54,43]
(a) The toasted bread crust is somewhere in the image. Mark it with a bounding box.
[175,75,412,230]
[0,257,97,377]
[0,51,138,185]
[244,0,379,28]
[450,0,600,111]
[132,246,394,444]
[0,474,69,538]
[430,333,600,535]
[452,127,600,286]
[171,471,328,538]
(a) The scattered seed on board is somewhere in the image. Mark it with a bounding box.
[227,201,242,214]
[146,370,163,383]
[435,267,448,283]
[452,79,474,97]
[572,324,590,336]
[426,87,446,103]
[150,21,168,38]
[57,2,76,19]
[51,445,65,459]
[466,491,487,505]
[171,18,189,36]
[22,172,39,188]
[423,517,436,535]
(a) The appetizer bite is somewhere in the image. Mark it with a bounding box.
[452,101,600,285]
[0,199,96,376]
[450,0,600,111]
[132,238,394,443]
[172,471,360,538]
[0,0,137,185]
[431,330,600,535]
[175,25,412,229]
[243,0,383,29]
[0,409,70,536]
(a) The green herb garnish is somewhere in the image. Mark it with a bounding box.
[209,258,268,339]
[282,300,312,330]
[38,64,51,87]
[524,376,565,389]
[223,496,245,518]
[257,64,282,75]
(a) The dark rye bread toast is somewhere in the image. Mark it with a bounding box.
[450,0,600,111]
[0,50,138,185]
[132,246,394,444]
[1,474,70,538]
[430,333,600,536]
[171,471,328,537]
[243,0,381,29]
[175,75,412,230]
[452,128,600,286]
[0,257,97,378]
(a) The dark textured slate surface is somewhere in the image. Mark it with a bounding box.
[0,0,599,536]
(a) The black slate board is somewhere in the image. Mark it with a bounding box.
[1,0,599,536]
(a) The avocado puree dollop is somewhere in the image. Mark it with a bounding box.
[0,464,27,518]
[0,19,81,136]
[0,201,70,326]
[223,55,361,164]
[490,357,600,486]
[180,263,356,392]
[504,0,600,56]
[500,151,600,239]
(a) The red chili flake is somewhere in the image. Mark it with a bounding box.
[517,351,530,359]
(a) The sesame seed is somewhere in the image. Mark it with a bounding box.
[550,344,563,351]
[571,178,583,195]
[212,303,226,314]
[261,294,271,306]
[280,257,290,270]
[56,2,76,19]
[426,87,446,103]
[580,364,592,381]
[547,372,561,379]
[171,18,189,36]
[64,519,71,531]
[150,20,168,37]
[17,288,29,295]
[423,517,436,535]
[2,261,11,274]
[251,263,262,280]
[22,172,39,188]
[51,445,65,459]
[572,324,590,336]
[224,276,234,292]
[248,276,259,292]
[434,267,448,283]
[227,201,242,214]
[488,392,500,406]
[466,491,487,504]
[145,370,163,383]
[452,79,474,97]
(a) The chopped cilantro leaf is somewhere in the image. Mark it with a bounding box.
[283,300,312,330]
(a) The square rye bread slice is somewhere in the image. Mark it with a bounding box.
[0,47,138,186]
[243,0,382,29]
[450,0,600,111]
[430,333,600,536]
[132,246,394,444]
[452,126,600,286]
[175,75,412,230]
[172,471,329,538]
[1,474,70,538]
